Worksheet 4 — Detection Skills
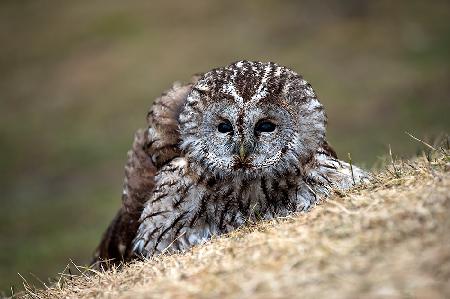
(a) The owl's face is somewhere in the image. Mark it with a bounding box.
[179,61,327,179]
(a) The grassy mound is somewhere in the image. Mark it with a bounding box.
[19,151,449,299]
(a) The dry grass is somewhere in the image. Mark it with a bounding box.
[18,149,450,299]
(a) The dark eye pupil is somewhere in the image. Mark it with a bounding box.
[218,122,233,133]
[255,121,276,133]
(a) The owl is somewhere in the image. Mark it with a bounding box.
[93,60,368,265]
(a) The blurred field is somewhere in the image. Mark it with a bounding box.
[0,0,449,294]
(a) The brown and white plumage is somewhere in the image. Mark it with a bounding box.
[93,80,196,263]
[93,61,368,266]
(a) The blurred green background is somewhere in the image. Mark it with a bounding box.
[0,0,449,294]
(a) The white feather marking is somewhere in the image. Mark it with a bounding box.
[222,82,244,107]
[195,81,210,91]
[250,64,272,103]
[274,66,282,77]
[172,157,187,168]
[304,86,315,97]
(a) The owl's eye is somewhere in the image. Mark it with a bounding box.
[217,121,233,134]
[255,120,276,133]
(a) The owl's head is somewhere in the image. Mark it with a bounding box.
[179,61,327,179]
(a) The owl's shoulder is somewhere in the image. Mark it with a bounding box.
[145,77,200,167]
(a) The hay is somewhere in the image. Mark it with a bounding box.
[20,151,450,299]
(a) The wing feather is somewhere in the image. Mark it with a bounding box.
[92,78,198,266]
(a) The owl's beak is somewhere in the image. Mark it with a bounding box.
[239,144,247,159]
[238,142,254,160]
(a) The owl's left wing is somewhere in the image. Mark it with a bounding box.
[92,78,199,267]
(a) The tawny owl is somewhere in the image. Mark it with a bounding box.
[93,60,368,265]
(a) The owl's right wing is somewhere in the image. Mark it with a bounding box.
[305,141,370,202]
[91,78,199,267]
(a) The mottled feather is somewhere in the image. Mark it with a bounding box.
[92,79,198,266]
